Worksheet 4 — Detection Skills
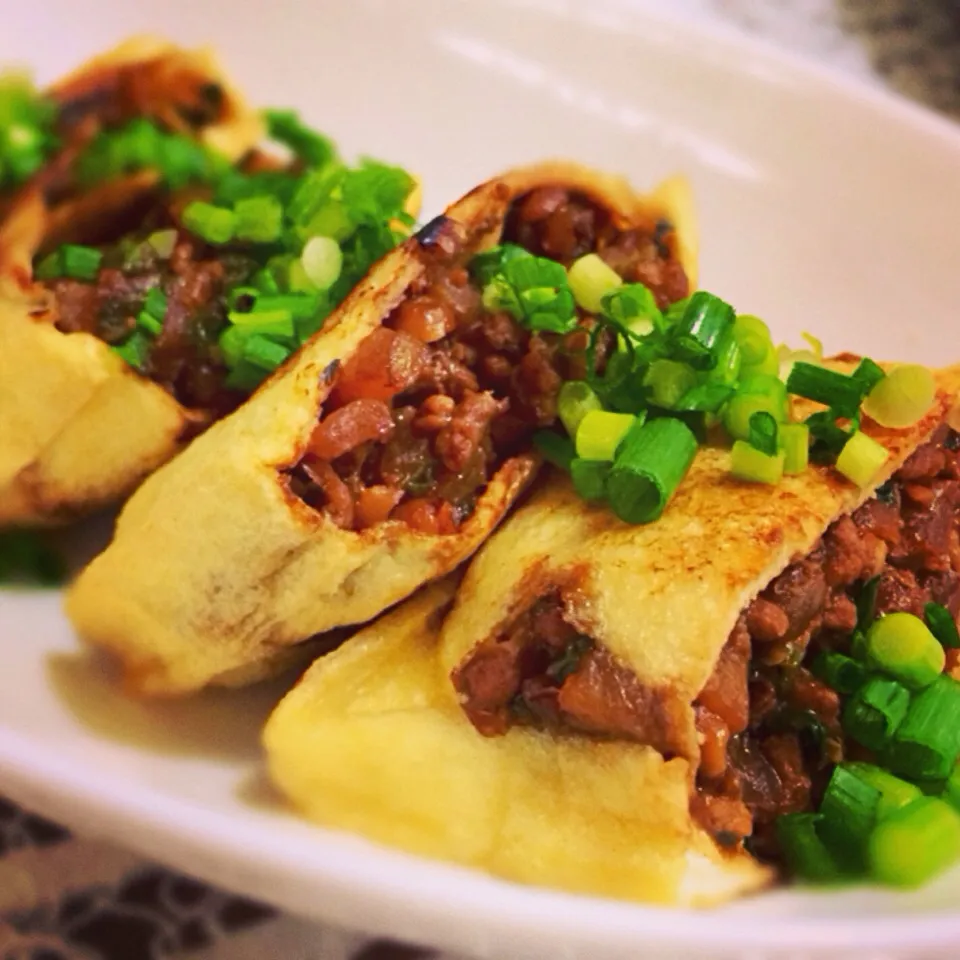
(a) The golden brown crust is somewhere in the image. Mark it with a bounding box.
[65,163,696,694]
[0,38,263,524]
[440,363,960,763]
[264,579,770,905]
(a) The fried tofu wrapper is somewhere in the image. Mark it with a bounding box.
[66,161,698,695]
[0,37,264,525]
[441,361,960,855]
[264,578,770,905]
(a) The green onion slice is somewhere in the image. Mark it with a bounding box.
[567,253,622,313]
[884,676,960,781]
[842,676,911,751]
[812,651,869,695]
[533,430,575,472]
[866,612,945,689]
[730,440,784,486]
[841,762,923,821]
[570,458,611,502]
[558,381,603,438]
[836,430,889,488]
[606,417,698,524]
[925,602,960,649]
[748,411,779,456]
[670,291,735,370]
[778,422,809,475]
[575,410,637,462]
[868,797,960,888]
[862,364,936,429]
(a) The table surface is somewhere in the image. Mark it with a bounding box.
[3,2,960,958]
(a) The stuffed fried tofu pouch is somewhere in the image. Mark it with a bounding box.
[0,37,264,524]
[0,40,421,526]
[264,577,770,905]
[442,362,960,860]
[66,161,697,694]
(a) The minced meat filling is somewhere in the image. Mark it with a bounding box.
[288,187,689,535]
[452,424,960,863]
[696,424,960,858]
[44,205,255,415]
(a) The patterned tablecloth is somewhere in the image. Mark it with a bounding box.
[3,1,960,958]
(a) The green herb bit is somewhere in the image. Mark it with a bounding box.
[482,254,577,334]
[673,382,735,414]
[841,762,923,821]
[670,291,735,370]
[884,676,960,781]
[606,417,698,524]
[748,411,779,456]
[862,364,936,429]
[182,201,236,245]
[925,602,960,649]
[533,430,575,472]
[567,253,622,313]
[233,195,284,243]
[812,651,869,695]
[868,797,960,888]
[0,529,66,586]
[469,244,528,287]
[805,409,853,461]
[730,440,785,485]
[242,333,291,372]
[732,314,778,378]
[836,430,889,488]
[865,612,945,690]
[816,765,881,868]
[786,361,870,419]
[264,108,337,167]
[111,331,151,370]
[852,357,886,393]
[601,283,663,335]
[842,676,911,751]
[301,235,343,290]
[575,410,636,461]
[643,359,697,410]
[558,380,603,438]
[570,458,611,501]
[778,422,809,475]
[722,374,788,441]
[59,244,102,281]
[777,813,848,883]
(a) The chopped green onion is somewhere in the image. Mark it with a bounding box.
[111,331,151,370]
[606,417,698,524]
[570,459,611,501]
[843,676,910,751]
[146,229,177,259]
[567,253,622,313]
[242,334,291,372]
[722,374,788,441]
[842,763,923,820]
[866,612,945,689]
[469,244,528,286]
[575,410,637,461]
[748,411,779,456]
[707,331,742,386]
[816,765,881,866]
[301,235,343,290]
[671,291,735,370]
[674,382,735,414]
[733,314,778,377]
[59,244,103,281]
[143,287,167,321]
[812,651,869,695]
[806,410,853,461]
[786,362,868,419]
[852,358,886,394]
[644,359,697,409]
[600,283,663,335]
[233,195,284,243]
[730,440,785,485]
[836,431,889,487]
[136,311,163,336]
[885,676,960,780]
[251,294,321,320]
[33,251,62,280]
[558,381,603,438]
[926,602,960,649]
[533,430,575,472]
[182,201,236,245]
[264,108,337,166]
[777,813,847,883]
[252,267,281,295]
[867,797,960,887]
[483,254,577,334]
[219,325,250,369]
[227,308,295,341]
[778,422,810,475]
[862,364,936,429]
[944,762,960,813]
[288,258,319,294]
[857,575,881,633]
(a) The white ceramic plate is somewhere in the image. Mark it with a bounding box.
[2,2,960,957]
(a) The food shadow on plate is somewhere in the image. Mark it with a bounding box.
[44,647,307,763]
